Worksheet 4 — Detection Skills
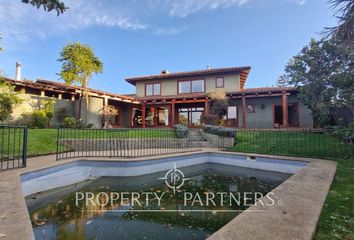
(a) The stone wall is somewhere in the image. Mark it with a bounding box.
[201,131,235,148]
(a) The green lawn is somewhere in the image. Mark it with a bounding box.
[30,128,176,157]
[228,130,353,159]
[1,128,177,158]
[227,130,354,240]
[58,128,177,139]
[27,129,59,157]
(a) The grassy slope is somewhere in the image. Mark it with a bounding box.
[27,128,176,157]
[227,131,354,240]
[27,129,59,157]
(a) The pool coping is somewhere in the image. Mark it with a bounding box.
[0,150,336,240]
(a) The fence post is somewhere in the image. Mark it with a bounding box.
[56,128,60,161]
[22,127,28,167]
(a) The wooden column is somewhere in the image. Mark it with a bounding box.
[242,95,247,128]
[142,104,146,128]
[71,95,75,101]
[205,99,209,114]
[104,96,109,106]
[58,93,62,100]
[40,90,45,97]
[282,92,288,128]
[171,100,175,126]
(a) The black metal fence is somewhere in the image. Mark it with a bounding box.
[0,125,27,170]
[230,128,354,159]
[56,128,197,160]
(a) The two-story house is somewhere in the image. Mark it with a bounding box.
[125,66,313,129]
[2,64,313,129]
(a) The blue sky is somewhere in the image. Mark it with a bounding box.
[0,0,337,94]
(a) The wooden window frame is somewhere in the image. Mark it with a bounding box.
[177,79,206,94]
[226,105,238,128]
[145,82,161,96]
[215,77,224,88]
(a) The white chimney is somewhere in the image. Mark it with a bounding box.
[16,62,21,81]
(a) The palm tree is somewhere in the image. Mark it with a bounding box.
[328,0,354,49]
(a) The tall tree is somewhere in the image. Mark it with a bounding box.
[0,82,22,122]
[22,0,67,15]
[284,38,354,127]
[328,0,354,49]
[58,42,103,124]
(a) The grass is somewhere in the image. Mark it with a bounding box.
[228,130,354,159]
[0,128,177,158]
[27,129,59,157]
[226,130,354,240]
[58,128,177,139]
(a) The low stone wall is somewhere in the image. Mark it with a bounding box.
[201,131,235,148]
[60,138,188,151]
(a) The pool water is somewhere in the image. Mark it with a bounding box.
[26,163,290,240]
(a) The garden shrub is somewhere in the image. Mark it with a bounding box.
[31,110,49,128]
[63,116,77,128]
[174,124,188,138]
[202,124,236,138]
[200,113,219,125]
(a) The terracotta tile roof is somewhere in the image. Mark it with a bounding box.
[36,79,137,101]
[125,66,251,88]
[137,93,207,101]
[228,87,297,95]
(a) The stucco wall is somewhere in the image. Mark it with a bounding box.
[8,93,74,127]
[135,73,241,97]
[75,97,104,128]
[228,94,313,129]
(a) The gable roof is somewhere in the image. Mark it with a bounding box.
[125,66,251,89]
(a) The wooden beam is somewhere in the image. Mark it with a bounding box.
[282,93,288,128]
[242,95,247,128]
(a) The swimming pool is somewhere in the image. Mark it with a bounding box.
[22,152,307,240]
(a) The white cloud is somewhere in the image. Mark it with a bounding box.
[165,0,251,18]
[0,0,147,48]
[0,0,307,48]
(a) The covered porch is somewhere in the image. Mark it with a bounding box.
[130,96,210,128]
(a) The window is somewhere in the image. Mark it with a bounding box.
[178,81,190,93]
[216,77,224,88]
[227,106,237,127]
[145,83,161,96]
[131,108,142,127]
[178,79,205,94]
[192,80,204,92]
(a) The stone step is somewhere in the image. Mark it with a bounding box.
[188,136,204,141]
[188,141,213,147]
